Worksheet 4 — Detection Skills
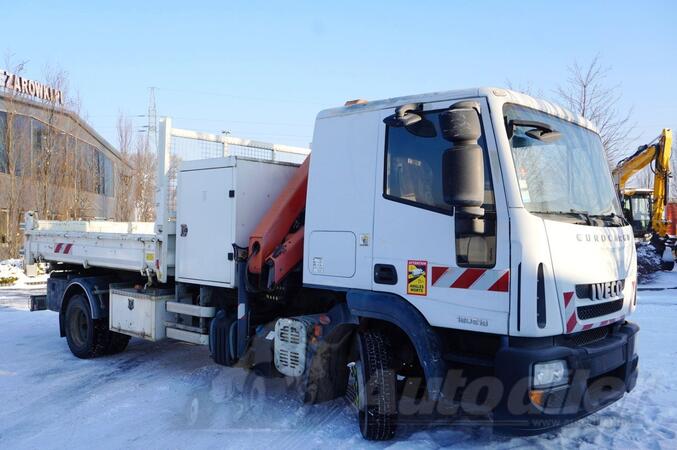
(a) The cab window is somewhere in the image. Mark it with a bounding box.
[384,110,496,267]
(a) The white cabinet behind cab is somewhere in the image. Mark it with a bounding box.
[175,156,299,288]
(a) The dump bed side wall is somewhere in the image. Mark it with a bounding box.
[24,225,157,273]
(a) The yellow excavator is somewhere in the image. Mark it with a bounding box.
[612,128,674,270]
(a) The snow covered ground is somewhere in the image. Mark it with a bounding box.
[0,259,48,289]
[1,275,677,449]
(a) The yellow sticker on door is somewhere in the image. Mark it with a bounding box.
[407,260,428,296]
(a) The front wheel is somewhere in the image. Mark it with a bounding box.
[348,330,398,441]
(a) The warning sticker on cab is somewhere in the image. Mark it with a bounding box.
[407,260,428,296]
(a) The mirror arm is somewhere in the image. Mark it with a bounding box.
[506,119,555,139]
[383,103,424,127]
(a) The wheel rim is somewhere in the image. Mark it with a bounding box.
[70,307,88,347]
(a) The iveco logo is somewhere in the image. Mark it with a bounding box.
[591,280,624,300]
[576,232,632,243]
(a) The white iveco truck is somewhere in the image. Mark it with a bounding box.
[24,88,638,440]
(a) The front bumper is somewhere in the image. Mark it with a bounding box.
[491,321,639,433]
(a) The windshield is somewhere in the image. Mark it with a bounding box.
[504,104,623,225]
[629,196,650,221]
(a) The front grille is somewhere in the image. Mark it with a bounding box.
[568,326,610,347]
[577,299,623,320]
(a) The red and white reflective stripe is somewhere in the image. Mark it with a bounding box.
[54,243,73,254]
[563,290,625,334]
[431,266,510,292]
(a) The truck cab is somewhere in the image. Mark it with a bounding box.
[304,87,638,434]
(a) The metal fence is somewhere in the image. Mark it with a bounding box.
[152,117,310,283]
[159,118,309,217]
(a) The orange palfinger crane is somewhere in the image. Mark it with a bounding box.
[247,157,310,290]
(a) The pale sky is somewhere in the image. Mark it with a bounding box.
[3,0,675,155]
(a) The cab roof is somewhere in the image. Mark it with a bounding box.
[316,87,598,134]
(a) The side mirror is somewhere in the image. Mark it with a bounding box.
[439,101,485,234]
[383,103,437,138]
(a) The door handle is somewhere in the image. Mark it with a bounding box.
[374,264,398,285]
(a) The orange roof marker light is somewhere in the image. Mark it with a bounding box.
[344,99,368,106]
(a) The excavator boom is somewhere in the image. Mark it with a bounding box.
[652,129,672,236]
[612,128,672,236]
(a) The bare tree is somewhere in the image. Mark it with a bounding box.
[1,57,114,258]
[113,113,158,222]
[38,65,91,220]
[0,54,31,259]
[131,133,156,221]
[556,55,634,166]
[115,113,134,220]
[32,66,67,218]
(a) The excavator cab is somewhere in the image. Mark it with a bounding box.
[621,189,653,238]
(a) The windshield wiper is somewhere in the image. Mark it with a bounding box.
[530,209,592,225]
[532,210,627,227]
[589,212,627,227]
[568,209,593,225]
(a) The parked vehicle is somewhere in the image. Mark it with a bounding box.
[612,129,674,269]
[24,88,639,440]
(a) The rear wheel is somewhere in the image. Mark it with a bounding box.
[65,294,127,358]
[65,295,103,358]
[348,330,398,441]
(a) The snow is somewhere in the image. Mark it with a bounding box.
[0,259,22,283]
[0,259,48,289]
[636,243,663,282]
[1,275,677,449]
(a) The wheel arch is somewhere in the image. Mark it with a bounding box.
[58,279,108,337]
[346,290,446,401]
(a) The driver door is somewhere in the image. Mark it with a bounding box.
[371,97,511,335]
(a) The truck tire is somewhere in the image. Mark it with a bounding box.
[64,294,109,359]
[352,330,398,440]
[105,333,131,355]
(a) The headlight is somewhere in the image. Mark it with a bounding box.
[533,360,568,388]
